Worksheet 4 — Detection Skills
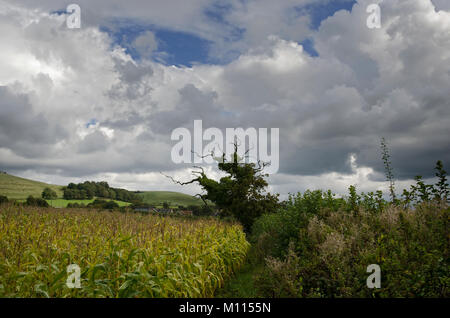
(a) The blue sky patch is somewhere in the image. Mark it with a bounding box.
[86,119,98,128]
[101,20,212,67]
[98,1,355,66]
[300,38,319,57]
[302,0,357,30]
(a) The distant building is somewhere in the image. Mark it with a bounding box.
[133,206,176,214]
[180,210,193,216]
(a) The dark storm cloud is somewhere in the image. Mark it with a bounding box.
[102,111,146,132]
[148,84,229,135]
[0,86,67,158]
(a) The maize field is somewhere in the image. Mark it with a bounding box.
[0,205,250,297]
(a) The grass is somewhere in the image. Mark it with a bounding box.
[215,262,262,298]
[137,191,205,207]
[0,173,63,199]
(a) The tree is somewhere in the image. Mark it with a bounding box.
[67,183,77,189]
[411,176,433,202]
[26,195,49,207]
[42,187,57,200]
[433,160,449,202]
[380,137,396,202]
[0,195,8,204]
[167,142,279,232]
[347,185,360,214]
[188,204,214,216]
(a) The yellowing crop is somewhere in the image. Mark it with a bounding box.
[0,205,249,297]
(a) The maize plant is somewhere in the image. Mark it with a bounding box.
[0,205,250,297]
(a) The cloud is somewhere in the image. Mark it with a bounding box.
[77,130,110,154]
[132,31,158,59]
[0,86,67,158]
[432,0,450,11]
[0,0,449,198]
[3,0,347,62]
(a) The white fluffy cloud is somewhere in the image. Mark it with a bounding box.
[0,0,449,198]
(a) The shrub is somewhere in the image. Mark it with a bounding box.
[67,203,86,208]
[25,195,49,207]
[87,199,119,210]
[253,202,449,297]
[255,242,303,297]
[42,187,57,200]
[0,195,8,204]
[250,190,345,260]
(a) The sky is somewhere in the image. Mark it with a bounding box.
[0,0,449,199]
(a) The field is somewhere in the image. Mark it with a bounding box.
[46,199,131,208]
[0,173,63,199]
[0,205,249,297]
[137,191,205,207]
[14,198,132,208]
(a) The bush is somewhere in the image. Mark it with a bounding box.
[25,195,49,207]
[0,195,8,204]
[42,187,57,200]
[87,199,119,211]
[67,203,86,208]
[255,242,303,297]
[253,200,449,297]
[188,205,215,216]
[250,190,345,260]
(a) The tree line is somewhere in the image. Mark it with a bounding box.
[62,181,142,203]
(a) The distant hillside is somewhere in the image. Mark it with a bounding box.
[0,173,63,199]
[0,173,203,206]
[136,191,205,207]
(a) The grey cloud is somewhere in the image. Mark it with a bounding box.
[1,0,450,196]
[0,86,66,158]
[77,131,109,154]
[103,111,146,132]
[6,0,339,62]
[133,31,158,59]
[148,84,228,135]
[113,59,154,83]
[108,59,153,100]
[431,0,450,11]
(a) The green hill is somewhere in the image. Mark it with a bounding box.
[136,191,204,207]
[0,173,64,199]
[0,172,204,207]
